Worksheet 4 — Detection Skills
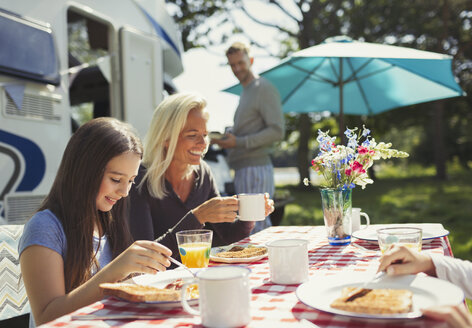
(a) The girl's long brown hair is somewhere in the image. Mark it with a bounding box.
[38,117,143,292]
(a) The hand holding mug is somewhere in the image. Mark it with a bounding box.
[264,192,275,216]
[192,197,238,224]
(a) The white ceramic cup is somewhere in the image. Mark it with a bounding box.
[351,207,370,233]
[266,239,309,284]
[238,193,265,221]
[181,266,251,327]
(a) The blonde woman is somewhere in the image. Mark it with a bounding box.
[128,92,274,260]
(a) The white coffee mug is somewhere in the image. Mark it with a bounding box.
[238,193,265,221]
[266,239,309,285]
[351,207,370,233]
[181,266,251,327]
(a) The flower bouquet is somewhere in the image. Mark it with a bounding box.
[305,126,409,245]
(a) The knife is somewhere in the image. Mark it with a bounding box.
[345,271,386,302]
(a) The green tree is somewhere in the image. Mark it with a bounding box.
[167,0,472,181]
[166,0,232,51]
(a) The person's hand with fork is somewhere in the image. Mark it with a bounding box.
[378,244,436,276]
[378,245,472,328]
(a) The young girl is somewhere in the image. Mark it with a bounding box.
[18,117,172,327]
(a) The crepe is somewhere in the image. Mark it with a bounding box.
[100,283,181,302]
[330,287,413,314]
[100,279,198,302]
[215,246,267,258]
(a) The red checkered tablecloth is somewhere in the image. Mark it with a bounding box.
[40,225,452,328]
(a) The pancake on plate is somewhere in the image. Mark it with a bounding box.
[330,287,413,314]
[100,278,198,302]
[215,245,267,258]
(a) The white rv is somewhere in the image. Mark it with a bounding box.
[0,0,184,224]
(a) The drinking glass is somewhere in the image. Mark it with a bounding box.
[176,229,213,268]
[377,227,422,254]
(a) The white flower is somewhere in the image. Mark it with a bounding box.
[305,126,409,190]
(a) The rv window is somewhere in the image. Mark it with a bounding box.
[0,11,60,85]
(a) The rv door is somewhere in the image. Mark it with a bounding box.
[120,28,163,138]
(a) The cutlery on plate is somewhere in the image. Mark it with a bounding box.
[345,271,386,302]
[129,255,196,279]
[71,314,193,320]
[167,256,197,277]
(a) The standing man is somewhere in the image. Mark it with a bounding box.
[212,42,285,233]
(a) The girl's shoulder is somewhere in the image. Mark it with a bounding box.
[25,209,63,231]
[19,209,67,258]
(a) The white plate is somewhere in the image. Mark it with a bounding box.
[352,224,449,244]
[296,273,464,320]
[210,245,268,263]
[123,268,199,307]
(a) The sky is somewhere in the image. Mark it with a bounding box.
[173,48,239,133]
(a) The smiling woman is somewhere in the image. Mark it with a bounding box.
[128,92,274,262]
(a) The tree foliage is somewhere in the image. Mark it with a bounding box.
[166,0,233,50]
[167,0,472,180]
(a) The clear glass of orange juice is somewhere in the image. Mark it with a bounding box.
[377,227,422,254]
[176,229,213,268]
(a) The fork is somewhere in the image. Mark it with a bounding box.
[166,256,197,278]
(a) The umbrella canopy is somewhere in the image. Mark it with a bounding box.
[224,36,465,125]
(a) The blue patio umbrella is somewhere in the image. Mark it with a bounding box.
[223,37,465,133]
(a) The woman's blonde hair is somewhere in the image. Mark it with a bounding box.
[141,92,208,199]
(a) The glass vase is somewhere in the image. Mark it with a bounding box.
[320,188,352,246]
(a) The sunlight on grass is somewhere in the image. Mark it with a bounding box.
[376,163,436,179]
[276,167,472,261]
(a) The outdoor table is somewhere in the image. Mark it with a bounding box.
[40,224,454,328]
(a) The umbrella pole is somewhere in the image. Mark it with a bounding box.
[339,58,345,144]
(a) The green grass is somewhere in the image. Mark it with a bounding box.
[277,166,472,311]
[277,167,472,261]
